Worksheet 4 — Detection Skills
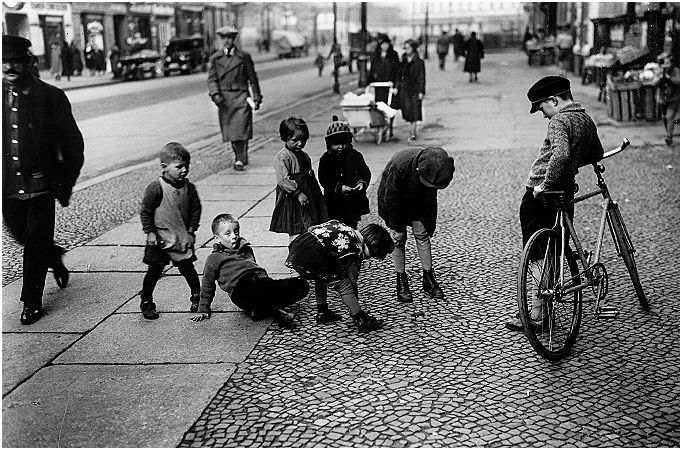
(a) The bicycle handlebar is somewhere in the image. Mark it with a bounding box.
[601,138,630,160]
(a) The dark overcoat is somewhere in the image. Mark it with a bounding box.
[2,77,84,206]
[317,147,371,224]
[377,148,439,236]
[397,54,425,122]
[207,47,262,142]
[368,49,400,85]
[463,37,485,74]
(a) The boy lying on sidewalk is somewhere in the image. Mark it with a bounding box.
[191,214,309,328]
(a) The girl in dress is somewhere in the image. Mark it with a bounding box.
[269,117,328,241]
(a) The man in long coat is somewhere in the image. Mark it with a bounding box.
[207,26,263,171]
[2,35,84,325]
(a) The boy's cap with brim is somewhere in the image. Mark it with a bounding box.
[3,35,31,59]
[527,76,571,113]
[417,147,455,189]
[216,26,239,37]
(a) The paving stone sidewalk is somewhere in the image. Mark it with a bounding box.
[2,51,678,447]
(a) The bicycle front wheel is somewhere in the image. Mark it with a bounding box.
[608,204,649,310]
[518,228,583,361]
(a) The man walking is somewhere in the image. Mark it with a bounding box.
[207,26,263,172]
[2,35,84,325]
[452,29,465,62]
[436,31,450,71]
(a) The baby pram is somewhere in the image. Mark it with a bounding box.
[341,82,397,145]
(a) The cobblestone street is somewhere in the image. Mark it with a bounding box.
[2,46,678,447]
[179,53,680,447]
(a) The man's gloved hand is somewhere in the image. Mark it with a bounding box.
[211,93,224,107]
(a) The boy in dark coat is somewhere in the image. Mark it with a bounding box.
[193,214,309,328]
[2,35,84,325]
[317,116,371,229]
[377,147,455,303]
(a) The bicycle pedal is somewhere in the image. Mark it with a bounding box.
[596,306,619,319]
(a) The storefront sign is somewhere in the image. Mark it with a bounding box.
[129,3,153,14]
[29,2,68,14]
[73,3,127,14]
[179,4,204,13]
[152,5,174,16]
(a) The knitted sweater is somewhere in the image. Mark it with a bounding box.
[526,102,604,189]
[198,238,267,313]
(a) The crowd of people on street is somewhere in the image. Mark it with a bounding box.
[1,19,677,335]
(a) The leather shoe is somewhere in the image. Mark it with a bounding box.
[53,260,69,289]
[505,320,524,332]
[20,305,43,325]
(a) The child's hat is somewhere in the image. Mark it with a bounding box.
[325,115,353,141]
[527,76,571,114]
[417,147,455,189]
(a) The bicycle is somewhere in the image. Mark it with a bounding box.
[517,138,650,361]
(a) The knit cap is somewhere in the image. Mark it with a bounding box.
[417,147,455,189]
[325,115,353,142]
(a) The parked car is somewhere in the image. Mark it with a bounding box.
[163,35,207,76]
[118,49,161,81]
[272,30,309,59]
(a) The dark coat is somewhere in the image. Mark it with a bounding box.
[2,76,84,206]
[368,49,400,85]
[436,35,450,56]
[463,37,485,74]
[318,147,371,225]
[398,54,425,122]
[207,47,262,142]
[452,32,465,55]
[377,148,440,236]
[60,42,73,76]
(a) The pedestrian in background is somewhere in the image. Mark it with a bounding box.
[84,42,95,76]
[452,29,465,62]
[398,39,426,142]
[314,50,325,77]
[662,57,680,146]
[286,219,394,332]
[269,117,328,241]
[60,40,73,81]
[436,31,450,71]
[2,35,84,325]
[191,214,310,328]
[49,41,62,81]
[70,41,83,76]
[139,143,202,320]
[555,25,574,74]
[368,34,400,109]
[317,116,371,230]
[377,147,455,304]
[109,44,121,79]
[505,76,604,331]
[207,26,262,172]
[463,31,485,83]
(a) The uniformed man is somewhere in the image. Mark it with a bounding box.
[2,35,84,325]
[207,26,263,172]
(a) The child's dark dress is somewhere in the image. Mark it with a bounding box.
[270,147,328,235]
[318,146,371,228]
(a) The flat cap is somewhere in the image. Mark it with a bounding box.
[3,35,31,60]
[527,76,571,113]
[216,26,239,37]
[417,147,455,189]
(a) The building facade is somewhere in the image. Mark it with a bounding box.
[2,2,231,71]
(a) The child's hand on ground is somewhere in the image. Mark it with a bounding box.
[340,184,353,194]
[354,182,365,191]
[146,233,158,246]
[190,313,210,322]
[297,192,309,207]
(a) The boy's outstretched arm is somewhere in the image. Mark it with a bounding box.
[191,256,218,322]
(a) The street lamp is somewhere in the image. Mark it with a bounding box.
[423,2,429,59]
[333,1,339,94]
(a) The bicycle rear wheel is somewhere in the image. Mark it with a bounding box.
[518,228,583,361]
[608,204,649,310]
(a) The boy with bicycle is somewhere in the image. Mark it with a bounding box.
[506,76,604,331]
